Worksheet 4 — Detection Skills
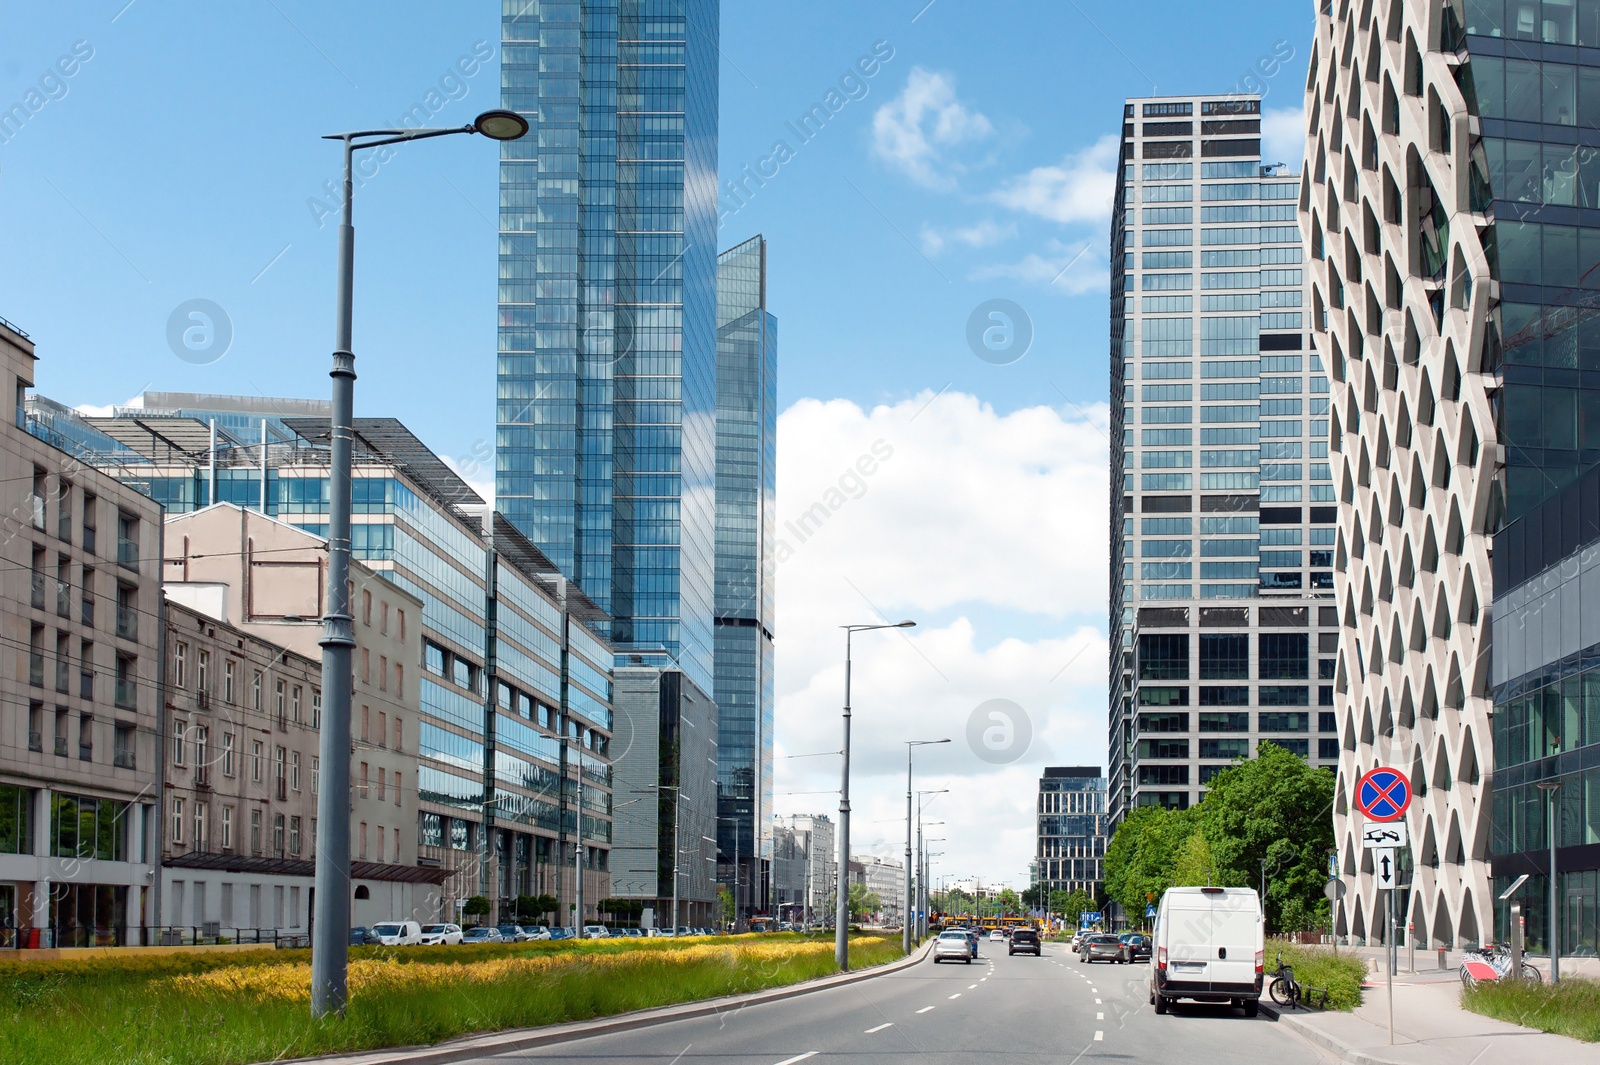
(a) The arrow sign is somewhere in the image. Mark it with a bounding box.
[1355,767,1412,822]
[1361,822,1408,849]
[1374,848,1397,890]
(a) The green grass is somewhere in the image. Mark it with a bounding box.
[1266,942,1366,1011]
[0,932,904,1065]
[1463,975,1600,1041]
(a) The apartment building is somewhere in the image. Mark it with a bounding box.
[1,318,163,947]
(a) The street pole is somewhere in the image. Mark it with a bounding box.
[1387,889,1395,1045]
[836,628,853,969]
[1537,779,1561,981]
[574,747,583,932]
[306,109,527,1021]
[904,746,912,954]
[672,787,681,934]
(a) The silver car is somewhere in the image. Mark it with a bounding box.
[933,930,973,964]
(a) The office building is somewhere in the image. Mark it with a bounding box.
[495,0,722,695]
[33,398,617,926]
[1302,0,1547,948]
[2,319,163,947]
[1035,767,1108,900]
[774,813,834,925]
[854,854,905,921]
[1108,93,1340,826]
[714,235,778,923]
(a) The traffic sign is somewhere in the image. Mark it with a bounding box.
[1355,767,1412,822]
[1323,878,1346,901]
[1079,911,1102,927]
[1146,904,1157,919]
[1373,848,1397,890]
[1361,822,1408,849]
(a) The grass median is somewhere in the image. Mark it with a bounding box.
[0,932,903,1065]
[1462,975,1600,1041]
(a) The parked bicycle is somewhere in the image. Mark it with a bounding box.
[1267,952,1302,1008]
[1459,943,1541,986]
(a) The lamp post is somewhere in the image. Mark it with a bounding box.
[310,108,528,1020]
[835,620,915,971]
[917,792,946,940]
[1536,779,1562,981]
[903,740,949,953]
[715,815,742,931]
[633,785,685,934]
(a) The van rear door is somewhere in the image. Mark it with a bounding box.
[1163,892,1214,987]
[1209,892,1260,993]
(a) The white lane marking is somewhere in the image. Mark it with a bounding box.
[948,993,961,999]
[917,1005,936,1014]
[968,984,978,989]
[1095,998,1101,1004]
[1097,1012,1104,1020]
[774,1055,819,1065]
[1094,1031,1104,1041]
[1091,988,1098,993]
[865,1023,894,1034]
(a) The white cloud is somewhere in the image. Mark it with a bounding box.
[442,455,494,505]
[773,391,1110,888]
[1261,106,1309,173]
[969,239,1107,295]
[920,219,1016,256]
[989,135,1120,225]
[872,68,995,189]
[74,394,144,418]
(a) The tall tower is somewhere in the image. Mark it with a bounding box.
[1108,94,1341,836]
[714,235,777,921]
[496,0,721,695]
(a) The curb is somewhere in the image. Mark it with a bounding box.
[275,939,937,1065]
[1263,1005,1407,1065]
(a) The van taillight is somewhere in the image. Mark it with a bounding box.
[1156,946,1167,970]
[1254,949,1263,974]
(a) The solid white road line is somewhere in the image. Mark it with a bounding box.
[917,1006,936,1014]
[865,1023,894,1034]
[774,1054,819,1065]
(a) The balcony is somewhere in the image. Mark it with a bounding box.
[113,750,135,770]
[78,743,91,762]
[30,573,45,610]
[53,737,68,758]
[114,679,136,711]
[194,766,211,789]
[28,732,42,754]
[117,537,138,571]
[116,606,137,641]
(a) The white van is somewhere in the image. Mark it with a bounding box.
[370,920,423,946]
[1148,886,1263,1017]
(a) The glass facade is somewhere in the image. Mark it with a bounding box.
[496,0,721,696]
[713,236,777,915]
[1036,768,1107,898]
[1108,95,1338,823]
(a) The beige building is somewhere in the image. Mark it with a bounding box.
[0,319,164,946]
[160,504,441,934]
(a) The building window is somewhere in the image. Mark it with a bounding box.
[221,806,233,850]
[172,718,187,766]
[272,814,285,856]
[194,802,208,851]
[274,746,286,798]
[251,740,263,782]
[252,670,262,711]
[360,762,369,799]
[222,732,235,776]
[1258,633,1309,679]
[394,716,403,751]
[172,797,185,844]
[173,642,187,689]
[311,756,319,796]
[377,711,387,747]
[1198,634,1250,679]
[359,822,368,861]
[197,649,210,695]
[397,608,405,640]
[250,809,262,855]
[376,825,385,862]
[113,723,134,769]
[275,680,286,725]
[289,816,302,855]
[290,751,301,792]
[362,589,371,626]
[224,659,235,703]
[379,656,388,692]
[292,685,301,723]
[377,767,386,802]
[1138,634,1190,680]
[393,770,401,806]
[194,726,209,774]
[379,601,388,634]
[312,690,321,728]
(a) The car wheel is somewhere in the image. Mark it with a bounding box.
[1244,999,1260,1018]
[1153,991,1168,1015]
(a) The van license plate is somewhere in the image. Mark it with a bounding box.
[1173,962,1206,972]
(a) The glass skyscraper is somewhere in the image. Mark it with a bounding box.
[496,0,721,694]
[714,236,777,921]
[1035,768,1107,901]
[1108,94,1340,827]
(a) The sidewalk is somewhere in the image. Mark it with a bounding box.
[1268,946,1597,1065]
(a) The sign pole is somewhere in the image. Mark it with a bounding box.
[1387,888,1395,1045]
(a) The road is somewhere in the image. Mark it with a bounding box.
[461,938,1328,1064]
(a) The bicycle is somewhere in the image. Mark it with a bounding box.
[1459,944,1541,986]
[1267,952,1301,1009]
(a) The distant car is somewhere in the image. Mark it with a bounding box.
[933,930,973,964]
[966,930,980,958]
[520,925,551,940]
[497,923,531,942]
[623,928,644,937]
[1080,933,1124,964]
[1070,932,1085,952]
[419,923,463,946]
[461,926,504,944]
[548,926,574,940]
[1009,928,1042,956]
[1119,933,1152,964]
[349,926,381,946]
[645,928,665,937]
[989,930,1005,941]
[583,925,610,939]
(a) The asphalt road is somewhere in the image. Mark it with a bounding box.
[463,938,1329,1064]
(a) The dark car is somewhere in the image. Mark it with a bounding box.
[1079,933,1124,963]
[1008,927,1042,956]
[1119,933,1152,963]
[349,926,381,946]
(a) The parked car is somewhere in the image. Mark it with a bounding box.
[369,920,423,946]
[1119,932,1152,964]
[461,926,504,944]
[419,923,463,946]
[519,925,551,940]
[1009,927,1042,956]
[547,926,574,940]
[497,923,531,942]
[1149,886,1263,1017]
[349,926,382,946]
[622,928,644,938]
[582,925,610,939]
[1079,933,1124,963]
[645,927,665,937]
[933,929,973,964]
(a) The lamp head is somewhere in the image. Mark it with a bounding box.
[474,109,530,140]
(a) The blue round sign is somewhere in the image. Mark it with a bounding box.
[1355,767,1411,822]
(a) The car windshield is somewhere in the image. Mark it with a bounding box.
[939,931,966,939]
[373,924,402,935]
[421,925,445,934]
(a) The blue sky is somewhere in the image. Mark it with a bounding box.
[2,0,1311,441]
[1,0,1319,884]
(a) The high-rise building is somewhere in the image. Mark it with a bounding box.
[1304,1,1600,949]
[1109,94,1340,827]
[1035,767,1107,901]
[495,0,721,694]
[713,235,777,922]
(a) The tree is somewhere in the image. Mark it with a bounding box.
[995,887,1022,916]
[1050,888,1094,928]
[717,886,735,927]
[512,894,542,922]
[1171,831,1217,887]
[945,888,973,916]
[462,895,490,924]
[1103,804,1197,921]
[848,883,881,922]
[534,893,559,922]
[1194,742,1336,933]
[1020,885,1044,910]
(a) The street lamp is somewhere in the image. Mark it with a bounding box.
[917,789,947,940]
[1536,779,1562,982]
[904,739,950,953]
[634,785,686,935]
[715,814,743,931]
[310,108,527,1021]
[835,620,915,971]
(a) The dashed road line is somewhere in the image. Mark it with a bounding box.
[948,993,961,999]
[916,1006,936,1014]
[774,1054,819,1065]
[1094,1031,1104,1041]
[968,984,977,989]
[1097,1012,1104,1020]
[865,1023,894,1034]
